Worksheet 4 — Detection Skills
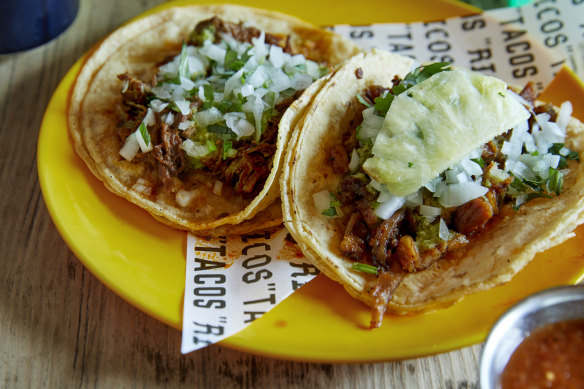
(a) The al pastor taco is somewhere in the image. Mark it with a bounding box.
[281,49,584,327]
[68,4,360,235]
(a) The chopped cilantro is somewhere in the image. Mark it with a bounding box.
[549,143,580,169]
[548,168,564,195]
[373,91,394,116]
[207,124,231,135]
[138,122,150,146]
[356,62,451,116]
[321,206,338,217]
[222,140,234,159]
[352,262,379,275]
[471,157,485,168]
[206,139,217,153]
[356,93,373,108]
[178,42,190,80]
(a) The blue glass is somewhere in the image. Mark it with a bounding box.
[0,0,79,54]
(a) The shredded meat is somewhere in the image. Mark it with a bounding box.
[190,16,288,50]
[340,213,369,261]
[117,17,301,197]
[394,235,421,273]
[368,268,405,329]
[519,82,537,106]
[364,85,390,105]
[355,198,379,229]
[339,174,370,203]
[117,73,151,138]
[152,124,185,191]
[224,142,276,196]
[328,144,350,174]
[452,195,493,234]
[369,209,406,267]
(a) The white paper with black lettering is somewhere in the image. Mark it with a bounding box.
[331,0,583,95]
[181,228,319,353]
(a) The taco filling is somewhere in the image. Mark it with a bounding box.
[317,63,579,327]
[117,17,328,204]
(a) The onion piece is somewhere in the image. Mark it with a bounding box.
[213,180,223,195]
[119,132,140,161]
[438,182,488,208]
[374,195,406,220]
[176,189,198,207]
[348,149,360,172]
[313,190,332,212]
[174,100,191,115]
[420,204,442,218]
[556,101,573,131]
[438,218,449,241]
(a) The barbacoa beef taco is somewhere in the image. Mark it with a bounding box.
[281,49,584,327]
[68,4,360,235]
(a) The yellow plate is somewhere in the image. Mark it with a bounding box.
[38,0,584,362]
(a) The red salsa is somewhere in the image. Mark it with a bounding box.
[501,319,584,389]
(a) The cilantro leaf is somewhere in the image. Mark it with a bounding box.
[321,206,338,217]
[373,92,394,117]
[138,122,150,146]
[352,262,379,275]
[548,168,564,195]
[356,93,373,108]
[178,42,190,80]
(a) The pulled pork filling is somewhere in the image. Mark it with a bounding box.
[117,17,326,200]
[324,76,578,328]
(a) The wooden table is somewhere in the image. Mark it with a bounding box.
[0,0,484,387]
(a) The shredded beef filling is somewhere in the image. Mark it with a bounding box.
[116,18,295,198]
[329,82,547,327]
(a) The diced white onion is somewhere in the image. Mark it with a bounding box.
[241,84,255,97]
[213,180,223,195]
[181,139,210,158]
[179,76,196,91]
[438,182,488,208]
[291,73,313,90]
[150,99,169,113]
[420,204,442,218]
[269,45,286,68]
[251,31,267,62]
[461,158,483,177]
[224,68,244,98]
[188,56,206,76]
[249,65,269,88]
[306,60,321,79]
[194,107,223,126]
[405,190,423,207]
[201,42,226,64]
[119,132,140,161]
[438,218,449,241]
[348,149,360,172]
[174,100,191,115]
[164,112,174,125]
[556,101,573,131]
[268,67,291,92]
[131,178,152,195]
[374,195,406,220]
[225,112,254,137]
[178,120,193,131]
[176,189,198,207]
[313,190,332,212]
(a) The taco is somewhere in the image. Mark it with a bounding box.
[68,5,360,236]
[281,49,584,328]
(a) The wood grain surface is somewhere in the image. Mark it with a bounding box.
[0,0,483,387]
